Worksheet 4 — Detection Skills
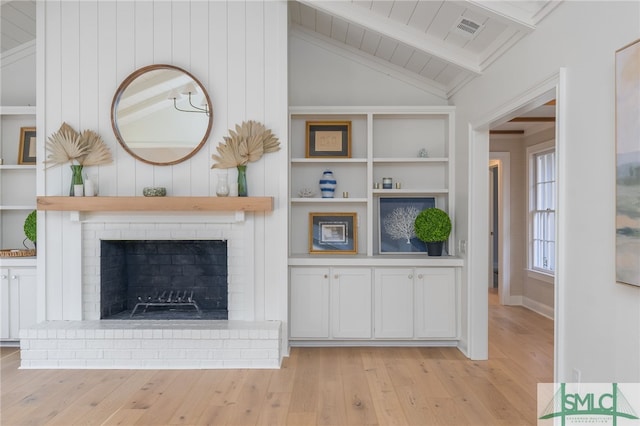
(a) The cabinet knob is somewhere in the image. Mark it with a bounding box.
[408,275,413,279]
[334,274,339,279]
[11,275,17,280]
[1,275,7,279]
[323,274,328,279]
[418,274,423,279]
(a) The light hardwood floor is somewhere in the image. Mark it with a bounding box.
[1,291,553,425]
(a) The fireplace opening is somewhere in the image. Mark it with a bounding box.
[100,240,228,320]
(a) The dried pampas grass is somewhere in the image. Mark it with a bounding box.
[45,123,113,167]
[212,120,280,169]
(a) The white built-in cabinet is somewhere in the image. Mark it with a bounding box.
[288,107,462,345]
[290,265,459,342]
[0,106,37,252]
[0,266,37,340]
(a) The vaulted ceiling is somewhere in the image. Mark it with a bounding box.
[2,0,558,133]
[289,1,562,98]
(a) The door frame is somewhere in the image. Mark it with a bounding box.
[467,69,564,382]
[489,153,511,306]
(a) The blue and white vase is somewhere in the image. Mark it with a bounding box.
[319,170,337,198]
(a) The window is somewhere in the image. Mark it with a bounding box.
[528,143,556,276]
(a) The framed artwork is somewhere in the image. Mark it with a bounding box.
[378,197,436,254]
[18,127,36,165]
[309,212,357,254]
[615,38,640,287]
[306,121,351,158]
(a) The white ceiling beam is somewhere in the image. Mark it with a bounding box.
[297,0,482,76]
[464,1,537,31]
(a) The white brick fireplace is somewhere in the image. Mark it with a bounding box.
[20,211,282,369]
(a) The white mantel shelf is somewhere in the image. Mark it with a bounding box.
[36,196,273,212]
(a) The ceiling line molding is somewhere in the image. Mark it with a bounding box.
[297,0,483,76]
[291,25,448,100]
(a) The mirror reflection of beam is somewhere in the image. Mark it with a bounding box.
[116,71,209,126]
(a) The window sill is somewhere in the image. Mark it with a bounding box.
[526,269,555,284]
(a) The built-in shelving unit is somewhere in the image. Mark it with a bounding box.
[288,106,456,261]
[288,106,461,345]
[0,106,37,264]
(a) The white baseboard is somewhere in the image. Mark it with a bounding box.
[522,297,554,320]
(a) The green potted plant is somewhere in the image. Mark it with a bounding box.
[414,207,451,256]
[23,210,37,250]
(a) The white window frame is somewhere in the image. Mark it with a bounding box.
[526,140,556,283]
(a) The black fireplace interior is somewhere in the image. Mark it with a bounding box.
[100,240,228,320]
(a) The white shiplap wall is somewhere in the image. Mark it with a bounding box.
[37,1,288,331]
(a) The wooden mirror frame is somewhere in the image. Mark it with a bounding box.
[111,64,213,166]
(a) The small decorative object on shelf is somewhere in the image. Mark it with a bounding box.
[395,182,401,189]
[298,188,316,198]
[382,177,393,189]
[215,170,230,197]
[45,122,113,196]
[319,170,337,198]
[70,165,84,196]
[211,120,281,197]
[23,210,36,249]
[418,148,428,158]
[237,165,248,197]
[142,187,167,197]
[414,207,452,257]
[84,178,96,196]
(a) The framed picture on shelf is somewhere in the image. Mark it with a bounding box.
[309,212,357,254]
[18,127,36,165]
[378,197,436,254]
[306,121,351,158]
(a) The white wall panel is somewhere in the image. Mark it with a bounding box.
[39,0,288,324]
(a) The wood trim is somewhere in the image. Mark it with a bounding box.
[508,117,555,122]
[36,196,273,212]
[490,130,525,135]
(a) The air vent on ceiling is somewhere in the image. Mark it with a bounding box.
[450,16,484,39]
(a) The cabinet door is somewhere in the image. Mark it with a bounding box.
[290,267,330,338]
[414,268,457,338]
[13,268,37,338]
[0,269,9,339]
[374,268,414,338]
[331,268,372,338]
[1,267,37,340]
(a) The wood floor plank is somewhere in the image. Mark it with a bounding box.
[166,370,229,425]
[361,349,408,426]
[1,290,554,426]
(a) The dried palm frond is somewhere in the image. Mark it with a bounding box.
[212,138,246,168]
[77,130,113,166]
[45,123,86,167]
[211,120,281,169]
[242,133,265,163]
[45,123,113,168]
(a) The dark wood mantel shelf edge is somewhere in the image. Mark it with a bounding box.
[36,196,273,212]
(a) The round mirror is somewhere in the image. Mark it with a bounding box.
[111,64,213,165]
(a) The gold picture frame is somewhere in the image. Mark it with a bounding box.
[306,121,351,158]
[18,127,36,165]
[309,212,357,254]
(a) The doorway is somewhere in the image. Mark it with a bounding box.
[467,70,563,375]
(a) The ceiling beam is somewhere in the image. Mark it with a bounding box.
[465,1,537,30]
[509,117,555,123]
[297,0,482,76]
[490,130,525,135]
